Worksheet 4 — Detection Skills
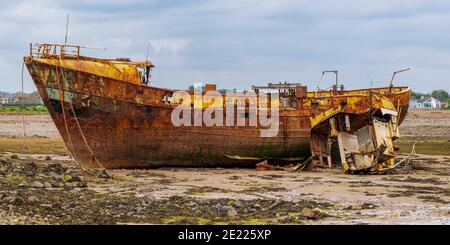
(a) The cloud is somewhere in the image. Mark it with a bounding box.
[0,0,449,93]
[148,38,188,63]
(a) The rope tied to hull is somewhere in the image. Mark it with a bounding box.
[21,62,29,152]
[54,59,74,149]
[54,58,105,170]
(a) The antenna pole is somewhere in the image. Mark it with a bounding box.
[389,68,410,86]
[368,74,374,88]
[145,42,150,62]
[64,14,70,45]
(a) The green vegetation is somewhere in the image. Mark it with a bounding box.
[0,104,47,114]
[0,136,67,155]
[0,90,46,113]
[431,89,449,102]
[396,136,450,156]
[411,91,429,100]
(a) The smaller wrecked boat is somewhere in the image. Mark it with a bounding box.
[24,43,410,172]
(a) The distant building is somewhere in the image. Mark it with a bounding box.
[413,97,442,109]
[19,97,44,105]
[409,97,418,108]
[0,96,19,104]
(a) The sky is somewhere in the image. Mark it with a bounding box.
[0,0,449,93]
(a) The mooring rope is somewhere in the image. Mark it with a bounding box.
[55,58,105,170]
[54,59,74,149]
[20,61,29,152]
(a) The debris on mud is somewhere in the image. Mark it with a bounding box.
[256,161,284,171]
[97,170,111,179]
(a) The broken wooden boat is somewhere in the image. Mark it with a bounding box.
[24,43,411,172]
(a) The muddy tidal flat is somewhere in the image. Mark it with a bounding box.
[0,110,449,224]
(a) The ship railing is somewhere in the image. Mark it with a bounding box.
[29,43,81,59]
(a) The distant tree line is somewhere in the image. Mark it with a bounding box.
[412,89,449,102]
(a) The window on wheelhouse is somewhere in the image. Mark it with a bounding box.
[139,66,152,85]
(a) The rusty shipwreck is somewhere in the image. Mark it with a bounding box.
[24,43,411,172]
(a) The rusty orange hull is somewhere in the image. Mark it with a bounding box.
[26,61,314,169]
[24,45,411,170]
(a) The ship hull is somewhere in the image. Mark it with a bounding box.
[26,60,312,169]
[26,56,410,169]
